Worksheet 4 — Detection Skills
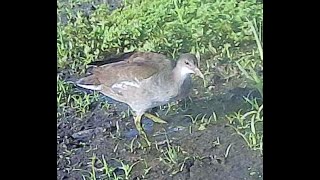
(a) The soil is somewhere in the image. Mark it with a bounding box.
[57,1,263,179]
[57,84,263,180]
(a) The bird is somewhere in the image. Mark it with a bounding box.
[76,51,204,145]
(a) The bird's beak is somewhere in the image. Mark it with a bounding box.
[194,67,204,79]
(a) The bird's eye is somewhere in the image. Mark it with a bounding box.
[185,61,190,65]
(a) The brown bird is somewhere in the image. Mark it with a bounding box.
[76,51,204,145]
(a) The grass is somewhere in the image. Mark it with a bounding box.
[57,0,263,109]
[158,136,187,175]
[79,154,139,180]
[57,0,263,178]
[185,111,218,131]
[225,17,263,154]
[226,97,263,154]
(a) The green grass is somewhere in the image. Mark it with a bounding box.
[158,136,188,175]
[185,111,217,131]
[78,154,139,180]
[57,0,263,178]
[57,75,100,118]
[57,0,262,72]
[226,97,263,154]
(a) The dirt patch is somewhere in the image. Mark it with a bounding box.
[57,86,262,180]
[57,0,263,179]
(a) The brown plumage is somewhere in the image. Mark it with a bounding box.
[76,51,204,145]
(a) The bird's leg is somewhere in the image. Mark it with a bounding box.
[134,114,151,146]
[144,113,167,124]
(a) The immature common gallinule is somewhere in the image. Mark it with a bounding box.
[76,51,204,145]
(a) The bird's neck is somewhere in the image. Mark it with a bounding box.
[172,66,190,87]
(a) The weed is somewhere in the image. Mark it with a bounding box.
[226,97,263,153]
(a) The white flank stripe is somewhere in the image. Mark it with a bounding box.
[77,84,102,91]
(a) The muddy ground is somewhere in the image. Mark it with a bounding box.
[57,1,263,179]
[57,82,263,180]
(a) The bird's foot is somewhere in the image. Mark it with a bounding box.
[144,113,167,124]
[134,115,151,146]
